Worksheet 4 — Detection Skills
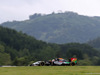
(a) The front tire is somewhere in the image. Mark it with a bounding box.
[39,62,45,66]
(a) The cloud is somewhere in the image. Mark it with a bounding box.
[0,0,100,23]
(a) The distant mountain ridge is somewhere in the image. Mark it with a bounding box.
[1,11,100,43]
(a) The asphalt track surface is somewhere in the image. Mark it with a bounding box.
[0,66,17,67]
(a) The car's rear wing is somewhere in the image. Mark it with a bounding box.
[70,58,77,64]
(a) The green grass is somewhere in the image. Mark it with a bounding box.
[0,66,100,75]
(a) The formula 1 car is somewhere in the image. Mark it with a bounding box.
[30,58,77,66]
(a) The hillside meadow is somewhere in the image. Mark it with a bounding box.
[0,66,100,75]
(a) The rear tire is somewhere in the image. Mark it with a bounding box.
[70,62,75,66]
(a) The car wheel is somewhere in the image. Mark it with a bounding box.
[70,62,75,66]
[40,62,45,66]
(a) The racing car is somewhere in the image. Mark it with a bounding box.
[30,58,77,66]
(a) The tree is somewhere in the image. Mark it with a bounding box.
[0,44,5,53]
[29,13,42,19]
[66,48,83,59]
[78,54,92,66]
[0,53,11,65]
[13,57,29,66]
[39,46,56,60]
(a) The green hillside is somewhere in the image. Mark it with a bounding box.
[1,12,100,43]
[0,26,100,66]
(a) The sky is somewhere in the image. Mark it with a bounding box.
[0,0,100,23]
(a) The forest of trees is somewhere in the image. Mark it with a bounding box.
[0,26,100,66]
